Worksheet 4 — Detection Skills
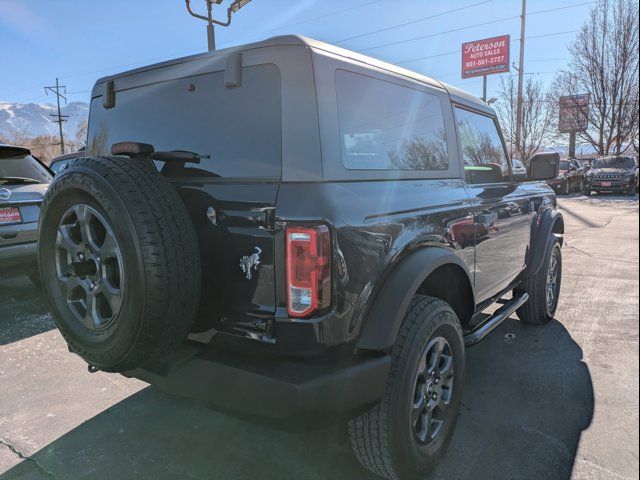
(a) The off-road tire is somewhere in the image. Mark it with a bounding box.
[348,296,465,480]
[29,271,42,289]
[516,236,562,325]
[38,156,201,372]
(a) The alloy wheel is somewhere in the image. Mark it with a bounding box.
[546,246,560,312]
[411,336,455,446]
[55,204,124,331]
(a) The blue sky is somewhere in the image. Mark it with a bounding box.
[0,0,594,105]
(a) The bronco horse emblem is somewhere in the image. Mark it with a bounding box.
[239,247,262,280]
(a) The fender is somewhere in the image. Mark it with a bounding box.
[528,208,564,277]
[357,247,474,351]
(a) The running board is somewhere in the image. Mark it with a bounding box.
[463,292,529,346]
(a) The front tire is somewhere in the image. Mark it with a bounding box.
[517,236,562,325]
[348,296,465,480]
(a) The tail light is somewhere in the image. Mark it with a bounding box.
[286,225,331,318]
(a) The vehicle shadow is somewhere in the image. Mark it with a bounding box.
[0,277,54,346]
[0,319,592,480]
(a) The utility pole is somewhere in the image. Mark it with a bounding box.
[44,78,68,155]
[514,0,527,160]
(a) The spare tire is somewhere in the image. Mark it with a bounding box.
[38,156,201,372]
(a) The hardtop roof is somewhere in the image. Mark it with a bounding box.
[94,34,493,115]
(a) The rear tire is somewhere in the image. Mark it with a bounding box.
[38,156,201,372]
[29,271,41,289]
[582,188,591,197]
[516,236,562,325]
[348,296,465,480]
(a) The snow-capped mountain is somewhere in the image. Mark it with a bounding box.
[0,101,89,140]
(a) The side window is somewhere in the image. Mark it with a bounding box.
[455,107,511,184]
[336,70,449,171]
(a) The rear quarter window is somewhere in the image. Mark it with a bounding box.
[335,70,449,171]
[87,64,282,179]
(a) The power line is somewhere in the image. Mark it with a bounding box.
[336,0,494,43]
[355,0,592,53]
[358,14,519,52]
[526,29,580,40]
[528,1,595,16]
[43,78,68,155]
[395,30,580,66]
[221,0,387,45]
[7,1,386,101]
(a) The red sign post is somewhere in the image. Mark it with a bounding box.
[462,35,510,100]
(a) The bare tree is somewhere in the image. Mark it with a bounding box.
[495,76,557,162]
[75,119,88,148]
[555,0,639,155]
[3,127,61,164]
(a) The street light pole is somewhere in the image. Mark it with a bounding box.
[515,0,526,160]
[184,0,253,52]
[206,0,215,52]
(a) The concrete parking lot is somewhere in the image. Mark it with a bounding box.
[1,194,638,480]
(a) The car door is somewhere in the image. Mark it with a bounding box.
[454,105,533,303]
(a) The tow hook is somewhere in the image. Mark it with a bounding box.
[87,364,99,373]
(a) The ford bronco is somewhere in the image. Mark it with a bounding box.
[38,36,563,479]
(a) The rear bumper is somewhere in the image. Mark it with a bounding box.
[0,241,38,271]
[124,338,390,419]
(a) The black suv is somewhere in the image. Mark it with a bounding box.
[583,155,639,196]
[38,36,563,479]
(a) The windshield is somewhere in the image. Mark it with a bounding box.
[559,161,569,171]
[0,154,53,184]
[593,156,636,169]
[513,159,524,169]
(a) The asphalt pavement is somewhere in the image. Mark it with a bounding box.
[0,193,638,480]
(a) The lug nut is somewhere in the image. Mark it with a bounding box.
[78,253,85,261]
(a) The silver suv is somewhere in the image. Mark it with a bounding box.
[0,145,52,284]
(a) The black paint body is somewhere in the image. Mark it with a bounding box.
[87,36,560,361]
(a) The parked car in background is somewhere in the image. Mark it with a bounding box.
[512,158,527,179]
[578,159,592,172]
[50,150,84,175]
[0,144,52,284]
[547,158,584,195]
[583,155,639,196]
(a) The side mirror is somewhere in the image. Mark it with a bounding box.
[528,152,560,181]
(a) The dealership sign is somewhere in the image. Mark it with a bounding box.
[462,35,510,79]
[559,94,590,133]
